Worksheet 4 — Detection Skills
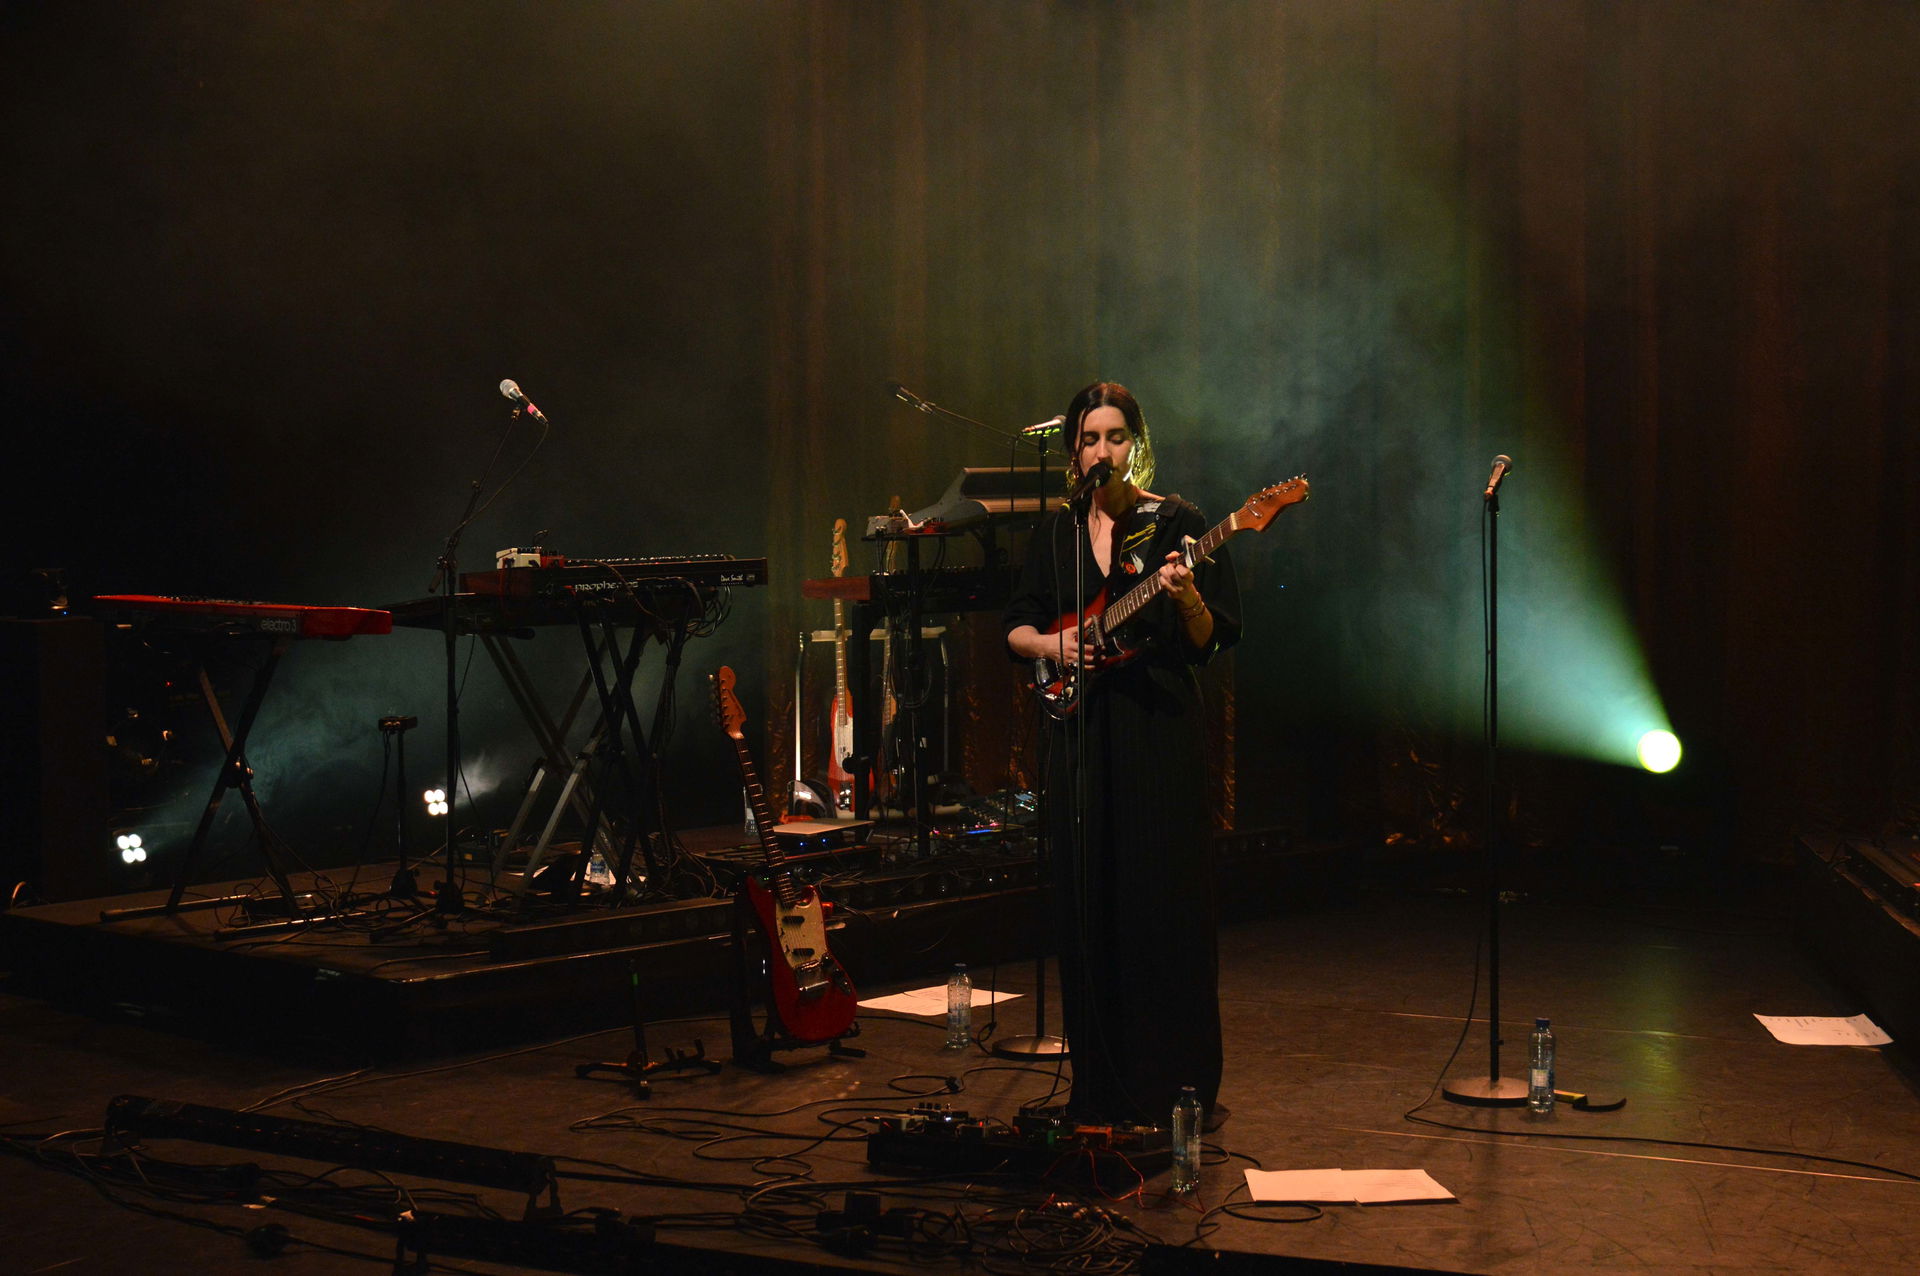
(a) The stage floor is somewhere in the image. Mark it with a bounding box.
[4,886,1916,1273]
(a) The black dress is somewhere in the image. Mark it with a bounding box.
[1003,495,1242,1125]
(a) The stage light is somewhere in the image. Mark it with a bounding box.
[423,788,448,817]
[1637,729,1682,774]
[115,831,147,864]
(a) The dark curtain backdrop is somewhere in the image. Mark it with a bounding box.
[758,0,1920,864]
[4,2,1915,887]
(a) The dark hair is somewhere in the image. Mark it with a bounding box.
[1060,381,1155,486]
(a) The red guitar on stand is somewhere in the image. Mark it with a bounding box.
[826,519,857,812]
[712,666,858,1047]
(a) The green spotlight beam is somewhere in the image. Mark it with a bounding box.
[1495,455,1672,768]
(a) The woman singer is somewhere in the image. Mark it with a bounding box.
[1002,380,1242,1128]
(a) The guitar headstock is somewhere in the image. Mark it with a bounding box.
[711,665,747,740]
[1237,477,1310,531]
[831,518,848,580]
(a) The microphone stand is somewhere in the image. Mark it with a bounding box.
[994,423,1074,1063]
[887,383,1069,1061]
[425,400,548,914]
[1444,473,1526,1105]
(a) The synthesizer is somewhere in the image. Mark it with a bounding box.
[462,554,767,598]
[388,556,767,632]
[94,594,393,640]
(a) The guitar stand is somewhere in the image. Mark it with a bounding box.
[574,959,722,1097]
[727,887,864,1074]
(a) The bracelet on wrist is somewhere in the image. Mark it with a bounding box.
[1177,598,1206,621]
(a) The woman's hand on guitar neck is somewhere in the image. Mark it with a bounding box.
[1159,549,1214,649]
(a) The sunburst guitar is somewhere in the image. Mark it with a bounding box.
[711,665,858,1043]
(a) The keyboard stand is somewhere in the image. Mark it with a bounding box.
[494,604,672,910]
[488,639,616,892]
[102,637,306,924]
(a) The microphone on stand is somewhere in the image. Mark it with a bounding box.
[885,380,932,412]
[1484,454,1513,501]
[1068,459,1113,512]
[499,379,550,426]
[1021,414,1066,436]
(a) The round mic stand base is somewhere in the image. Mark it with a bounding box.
[992,1032,1069,1061]
[1441,1074,1529,1106]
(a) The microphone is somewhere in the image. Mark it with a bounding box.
[1068,459,1113,510]
[1020,414,1066,436]
[885,380,930,412]
[1484,454,1513,501]
[499,379,549,426]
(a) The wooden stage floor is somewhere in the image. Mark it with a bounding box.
[3,886,1916,1273]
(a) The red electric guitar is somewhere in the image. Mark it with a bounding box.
[712,666,858,1043]
[1032,478,1310,719]
[826,519,857,811]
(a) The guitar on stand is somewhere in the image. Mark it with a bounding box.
[712,666,861,1070]
[786,629,834,820]
[875,499,904,816]
[827,519,857,812]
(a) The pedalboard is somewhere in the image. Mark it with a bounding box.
[867,1104,1170,1180]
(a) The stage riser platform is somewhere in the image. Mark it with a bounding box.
[1794,834,1920,1047]
[1,830,1345,1060]
[1,887,1046,1060]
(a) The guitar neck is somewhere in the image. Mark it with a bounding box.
[730,735,797,906]
[1102,511,1242,632]
[832,599,848,700]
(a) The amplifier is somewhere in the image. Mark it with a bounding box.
[772,819,874,856]
[697,827,882,888]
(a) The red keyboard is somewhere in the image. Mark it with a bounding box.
[94,595,393,640]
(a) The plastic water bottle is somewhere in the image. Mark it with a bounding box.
[1170,1086,1203,1194]
[743,787,758,837]
[1528,1018,1556,1114]
[584,845,615,889]
[945,963,972,1050]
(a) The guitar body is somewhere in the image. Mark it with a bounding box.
[827,688,855,809]
[712,665,859,1047]
[1028,479,1311,720]
[743,874,858,1043]
[1030,587,1146,721]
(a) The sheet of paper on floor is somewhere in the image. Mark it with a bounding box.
[858,986,1025,1015]
[1244,1168,1456,1205]
[1753,1013,1891,1046]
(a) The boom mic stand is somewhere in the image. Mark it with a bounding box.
[1444,457,1526,1106]
[886,382,1068,1061]
[425,382,550,914]
[994,419,1073,1063]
